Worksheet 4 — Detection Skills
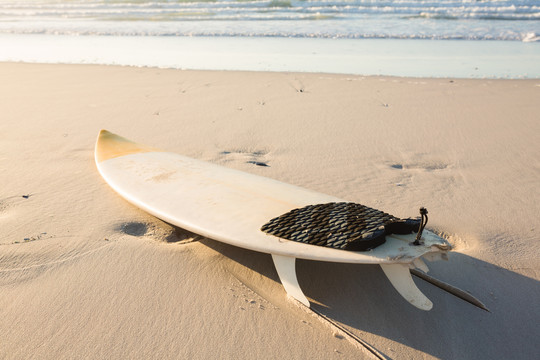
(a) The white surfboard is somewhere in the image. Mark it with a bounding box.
[95,130,451,310]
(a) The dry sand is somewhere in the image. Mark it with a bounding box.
[1,63,539,359]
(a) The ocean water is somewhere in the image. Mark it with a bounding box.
[0,0,539,77]
[1,0,539,40]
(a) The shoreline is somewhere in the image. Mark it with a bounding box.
[1,34,540,79]
[1,63,538,359]
[3,60,540,83]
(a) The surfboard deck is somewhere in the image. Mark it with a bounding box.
[95,130,451,310]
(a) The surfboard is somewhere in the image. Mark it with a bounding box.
[95,130,452,310]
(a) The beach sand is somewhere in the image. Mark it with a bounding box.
[1,63,538,359]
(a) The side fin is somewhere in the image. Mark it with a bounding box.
[380,263,433,311]
[271,254,310,307]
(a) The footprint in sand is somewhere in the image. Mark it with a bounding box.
[217,149,270,167]
[289,77,306,93]
[389,161,449,172]
[118,221,148,237]
[387,159,451,187]
[116,220,201,245]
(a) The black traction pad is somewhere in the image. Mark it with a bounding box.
[261,202,420,251]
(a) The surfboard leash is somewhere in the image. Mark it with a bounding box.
[413,207,428,245]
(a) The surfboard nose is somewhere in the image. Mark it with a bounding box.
[95,129,158,163]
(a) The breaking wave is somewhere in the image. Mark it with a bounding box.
[0,0,538,41]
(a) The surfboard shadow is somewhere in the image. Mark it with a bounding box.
[298,253,539,360]
[197,237,281,285]
[195,234,539,359]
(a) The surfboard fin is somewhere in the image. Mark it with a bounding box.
[380,263,433,311]
[271,254,310,307]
